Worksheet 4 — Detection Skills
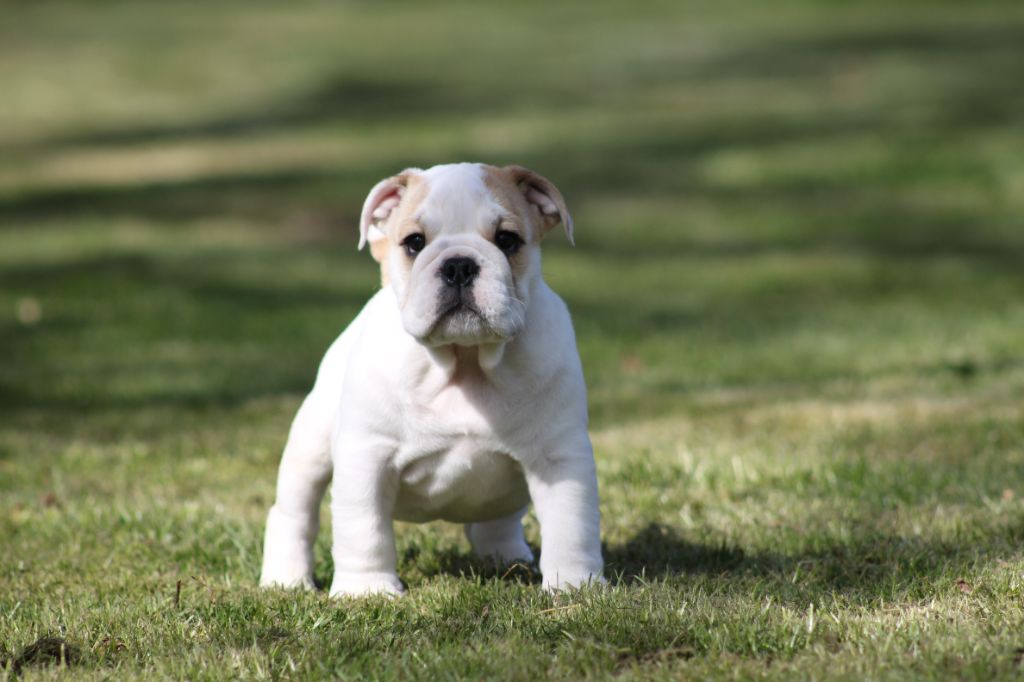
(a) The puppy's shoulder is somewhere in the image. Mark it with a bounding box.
[530,281,578,342]
[513,281,585,390]
[310,288,397,391]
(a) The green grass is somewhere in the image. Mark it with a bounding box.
[2,0,1024,678]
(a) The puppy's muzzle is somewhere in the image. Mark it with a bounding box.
[439,257,480,289]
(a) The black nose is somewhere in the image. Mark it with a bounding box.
[440,257,480,288]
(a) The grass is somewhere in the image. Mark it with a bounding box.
[1,0,1023,678]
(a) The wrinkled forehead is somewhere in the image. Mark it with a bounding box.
[412,164,504,233]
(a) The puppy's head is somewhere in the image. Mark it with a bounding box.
[359,163,572,347]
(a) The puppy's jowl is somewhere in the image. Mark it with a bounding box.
[260,163,604,596]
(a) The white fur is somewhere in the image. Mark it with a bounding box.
[260,163,603,596]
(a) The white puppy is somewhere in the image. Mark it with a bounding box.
[259,162,603,596]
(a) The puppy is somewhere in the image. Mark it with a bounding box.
[260,163,603,596]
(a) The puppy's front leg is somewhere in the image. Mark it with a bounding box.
[328,447,403,598]
[261,394,334,590]
[526,440,605,591]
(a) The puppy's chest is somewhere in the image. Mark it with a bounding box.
[392,385,531,523]
[408,373,534,442]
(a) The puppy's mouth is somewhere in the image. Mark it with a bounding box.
[435,286,482,319]
[425,291,501,345]
[437,297,482,321]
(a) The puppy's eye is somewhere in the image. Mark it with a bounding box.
[494,229,523,255]
[402,233,426,257]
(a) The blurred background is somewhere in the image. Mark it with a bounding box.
[2,0,1023,565]
[3,0,1021,427]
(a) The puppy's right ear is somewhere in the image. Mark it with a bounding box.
[503,165,574,245]
[358,168,421,250]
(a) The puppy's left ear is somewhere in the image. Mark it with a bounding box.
[358,168,422,251]
[505,165,574,245]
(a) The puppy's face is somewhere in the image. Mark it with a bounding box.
[359,163,572,347]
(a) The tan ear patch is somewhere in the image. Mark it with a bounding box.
[360,169,430,287]
[482,166,534,239]
[484,165,573,244]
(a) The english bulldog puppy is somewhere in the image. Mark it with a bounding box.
[260,163,604,596]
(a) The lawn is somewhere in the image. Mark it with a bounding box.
[1,0,1023,678]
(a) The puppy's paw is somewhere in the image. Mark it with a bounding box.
[471,538,535,566]
[465,517,535,566]
[329,572,404,599]
[261,506,316,590]
[259,551,316,591]
[259,565,316,591]
[541,569,607,592]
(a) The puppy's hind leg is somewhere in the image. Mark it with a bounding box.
[465,507,535,566]
[260,394,334,589]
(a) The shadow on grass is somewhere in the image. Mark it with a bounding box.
[5,80,1023,263]
[1,230,1019,429]
[0,636,81,677]
[380,517,1024,604]
[403,528,744,589]
[687,21,1024,85]
[0,168,360,227]
[605,523,754,582]
[10,19,1022,156]
[3,18,1021,241]
[401,544,544,589]
[4,142,1022,269]
[0,252,374,419]
[602,521,1024,602]
[14,74,581,154]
